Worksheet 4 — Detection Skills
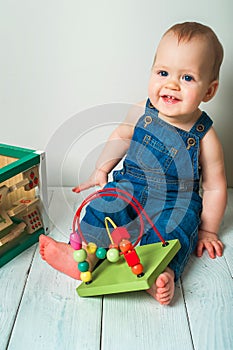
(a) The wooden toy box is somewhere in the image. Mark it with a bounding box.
[0,143,49,267]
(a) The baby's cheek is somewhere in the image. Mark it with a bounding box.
[185,90,202,109]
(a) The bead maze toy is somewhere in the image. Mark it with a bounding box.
[0,143,49,267]
[70,187,181,297]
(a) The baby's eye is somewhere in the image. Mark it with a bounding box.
[158,70,168,77]
[183,75,194,82]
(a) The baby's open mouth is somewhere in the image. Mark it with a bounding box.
[162,95,180,104]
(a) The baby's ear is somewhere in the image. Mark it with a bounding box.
[202,80,219,102]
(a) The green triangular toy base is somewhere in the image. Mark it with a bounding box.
[77,239,181,297]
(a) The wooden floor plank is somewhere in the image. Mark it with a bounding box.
[181,252,233,350]
[0,189,53,350]
[7,188,103,350]
[101,284,194,350]
[0,247,37,350]
[182,190,233,350]
[7,245,102,350]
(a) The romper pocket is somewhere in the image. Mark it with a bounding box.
[136,134,178,175]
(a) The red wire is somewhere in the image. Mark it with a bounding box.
[73,191,145,247]
[73,187,166,246]
[100,188,166,244]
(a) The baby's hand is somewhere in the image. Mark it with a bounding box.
[72,169,108,193]
[196,229,224,259]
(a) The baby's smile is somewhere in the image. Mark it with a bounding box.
[161,95,180,104]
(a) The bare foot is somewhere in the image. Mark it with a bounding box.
[146,267,175,305]
[39,234,81,279]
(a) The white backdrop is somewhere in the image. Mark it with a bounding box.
[1,0,232,186]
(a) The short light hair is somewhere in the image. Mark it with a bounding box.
[157,22,224,80]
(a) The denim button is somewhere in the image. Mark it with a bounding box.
[149,102,154,108]
[196,124,205,132]
[144,116,152,127]
[187,138,196,150]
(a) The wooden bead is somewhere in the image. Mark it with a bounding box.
[73,248,87,262]
[119,239,133,253]
[96,247,107,259]
[131,263,144,276]
[80,271,92,283]
[86,242,97,254]
[69,232,82,250]
[78,260,89,272]
[106,248,120,263]
[124,249,140,267]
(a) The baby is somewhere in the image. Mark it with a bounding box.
[40,22,227,305]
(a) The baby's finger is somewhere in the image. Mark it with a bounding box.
[217,240,224,249]
[212,240,224,257]
[72,186,81,193]
[196,241,204,257]
[72,181,92,193]
[204,242,216,259]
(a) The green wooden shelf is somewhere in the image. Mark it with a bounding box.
[0,228,44,267]
[0,143,40,182]
[0,143,48,267]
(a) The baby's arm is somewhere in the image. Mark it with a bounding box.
[196,127,227,258]
[73,102,145,193]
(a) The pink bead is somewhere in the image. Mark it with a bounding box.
[70,232,82,250]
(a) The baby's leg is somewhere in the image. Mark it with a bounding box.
[146,267,175,305]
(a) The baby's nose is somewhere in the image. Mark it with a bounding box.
[165,78,180,90]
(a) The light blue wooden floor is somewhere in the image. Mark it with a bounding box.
[1,188,233,350]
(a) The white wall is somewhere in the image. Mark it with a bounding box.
[1,0,233,186]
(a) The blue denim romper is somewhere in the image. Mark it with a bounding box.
[80,99,213,281]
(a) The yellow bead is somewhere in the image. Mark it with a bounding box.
[80,271,92,283]
[86,242,97,254]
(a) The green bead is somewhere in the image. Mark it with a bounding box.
[96,247,107,259]
[78,260,89,272]
[73,249,87,262]
[106,248,120,263]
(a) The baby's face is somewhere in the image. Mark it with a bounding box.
[148,32,215,120]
